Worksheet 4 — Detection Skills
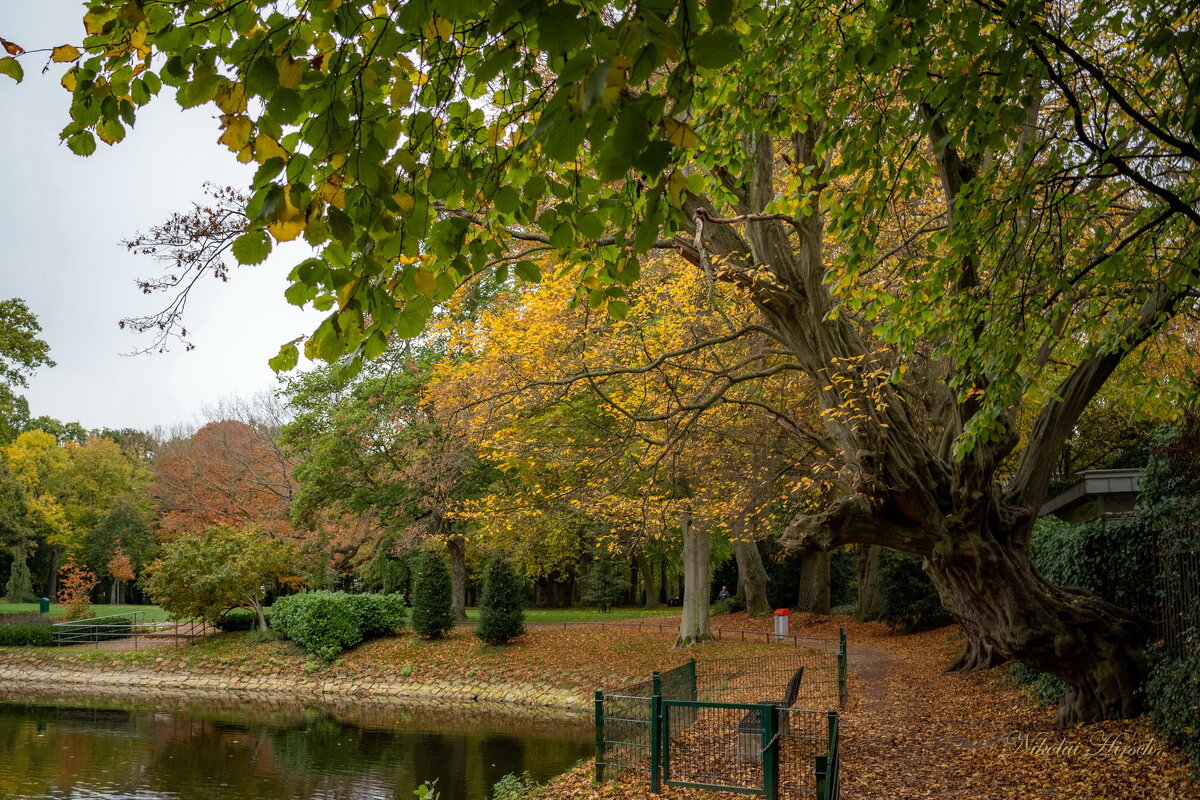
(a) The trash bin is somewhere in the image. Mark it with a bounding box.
[39,597,50,613]
[773,608,789,641]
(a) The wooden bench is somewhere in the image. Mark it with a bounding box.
[736,666,805,763]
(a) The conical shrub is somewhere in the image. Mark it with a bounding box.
[476,554,525,645]
[411,550,454,639]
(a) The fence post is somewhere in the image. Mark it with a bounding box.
[826,710,839,800]
[649,694,662,793]
[594,691,605,783]
[837,627,847,708]
[815,754,828,799]
[687,658,697,701]
[761,704,778,800]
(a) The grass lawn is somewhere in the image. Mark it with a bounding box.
[0,603,172,622]
[462,606,680,624]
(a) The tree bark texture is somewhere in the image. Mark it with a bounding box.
[733,539,772,616]
[855,545,884,620]
[636,553,661,608]
[796,549,831,614]
[676,509,713,647]
[447,535,468,623]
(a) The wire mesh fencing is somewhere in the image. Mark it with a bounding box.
[696,650,840,709]
[595,630,845,797]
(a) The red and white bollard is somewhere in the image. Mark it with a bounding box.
[773,608,789,641]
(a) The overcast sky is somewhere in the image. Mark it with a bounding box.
[1,6,322,432]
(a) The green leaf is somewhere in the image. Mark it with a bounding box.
[66,131,96,156]
[0,57,23,83]
[493,185,521,214]
[268,342,300,372]
[690,29,742,69]
[514,260,542,283]
[607,299,629,320]
[231,230,272,265]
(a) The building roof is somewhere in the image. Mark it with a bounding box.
[1038,468,1143,518]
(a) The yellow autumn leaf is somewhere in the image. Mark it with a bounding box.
[83,9,116,35]
[337,279,359,309]
[214,80,247,114]
[217,115,252,152]
[315,177,346,209]
[254,132,289,164]
[277,56,304,89]
[424,14,452,40]
[393,192,415,214]
[51,45,82,63]
[61,68,77,93]
[662,117,699,149]
[414,268,436,296]
[237,145,254,164]
[268,187,307,243]
[667,169,688,208]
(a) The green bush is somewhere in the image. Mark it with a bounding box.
[476,554,524,645]
[4,549,36,604]
[216,608,263,632]
[1030,515,1157,620]
[877,549,952,632]
[411,551,454,639]
[492,771,538,800]
[0,624,55,647]
[1144,641,1200,775]
[271,591,363,660]
[1008,662,1065,704]
[349,593,407,638]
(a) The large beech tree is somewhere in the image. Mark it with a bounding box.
[8,0,1198,722]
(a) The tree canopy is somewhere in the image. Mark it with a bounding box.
[3,0,1198,722]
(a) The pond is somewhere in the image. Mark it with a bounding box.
[0,691,592,800]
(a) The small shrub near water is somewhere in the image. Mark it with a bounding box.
[272,591,405,660]
[476,554,524,645]
[0,624,55,647]
[492,772,538,800]
[411,551,454,640]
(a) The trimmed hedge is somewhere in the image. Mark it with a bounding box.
[216,608,266,632]
[350,593,407,638]
[271,591,405,660]
[0,624,55,647]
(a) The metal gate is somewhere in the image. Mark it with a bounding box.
[662,700,777,795]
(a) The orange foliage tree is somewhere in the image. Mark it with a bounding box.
[152,420,298,538]
[57,556,99,621]
[430,258,828,641]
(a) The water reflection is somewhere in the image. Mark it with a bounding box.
[0,692,591,800]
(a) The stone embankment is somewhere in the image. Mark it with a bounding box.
[0,652,586,710]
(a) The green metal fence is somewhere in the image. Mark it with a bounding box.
[595,628,845,798]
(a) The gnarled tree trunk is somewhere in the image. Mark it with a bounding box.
[925,520,1147,725]
[733,539,771,616]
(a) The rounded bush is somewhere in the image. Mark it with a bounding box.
[271,591,362,660]
[349,593,407,638]
[877,549,952,632]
